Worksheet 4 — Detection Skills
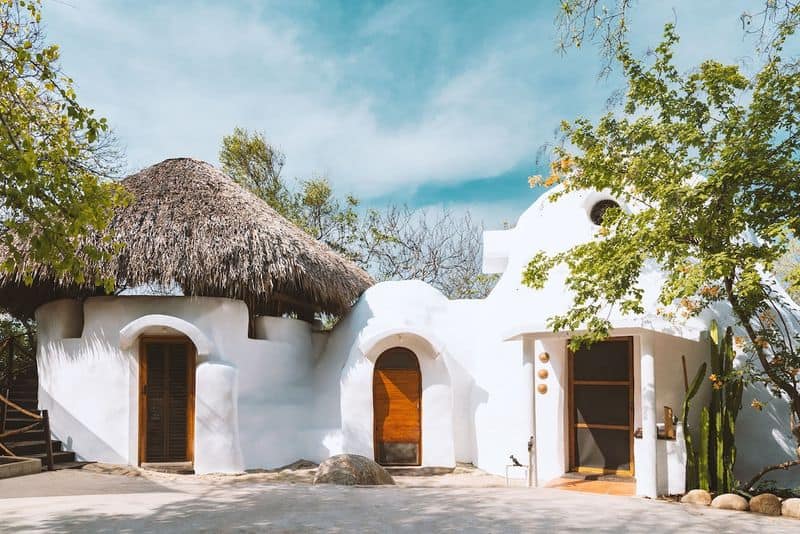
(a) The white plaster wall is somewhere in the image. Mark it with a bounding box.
[314,281,455,472]
[36,295,324,474]
[31,183,800,489]
[650,334,710,495]
[532,338,569,483]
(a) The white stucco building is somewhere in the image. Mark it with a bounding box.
[7,158,800,497]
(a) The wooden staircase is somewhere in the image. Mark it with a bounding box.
[1,377,76,468]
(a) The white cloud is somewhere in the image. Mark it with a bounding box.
[42,0,783,202]
[44,1,552,199]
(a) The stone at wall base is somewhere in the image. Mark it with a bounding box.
[750,493,782,516]
[313,454,395,486]
[781,498,800,519]
[710,493,749,511]
[681,489,712,505]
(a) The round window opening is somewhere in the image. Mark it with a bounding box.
[589,199,620,225]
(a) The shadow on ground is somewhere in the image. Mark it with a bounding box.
[1,473,796,533]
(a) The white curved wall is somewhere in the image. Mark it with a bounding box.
[36,296,322,474]
[32,185,800,490]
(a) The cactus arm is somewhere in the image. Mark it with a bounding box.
[699,407,710,491]
[681,362,707,490]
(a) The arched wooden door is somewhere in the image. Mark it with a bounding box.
[139,337,196,465]
[373,347,421,466]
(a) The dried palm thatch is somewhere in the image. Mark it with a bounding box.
[0,158,373,319]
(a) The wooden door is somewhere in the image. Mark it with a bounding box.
[373,347,421,466]
[139,339,195,464]
[568,337,633,475]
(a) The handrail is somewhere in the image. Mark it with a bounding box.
[0,387,53,471]
[0,391,42,420]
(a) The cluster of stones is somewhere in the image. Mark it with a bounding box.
[681,489,800,518]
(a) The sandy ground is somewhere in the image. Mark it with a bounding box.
[0,464,797,533]
[72,460,510,488]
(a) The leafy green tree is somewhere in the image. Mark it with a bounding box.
[0,0,125,285]
[219,127,295,220]
[775,237,800,303]
[219,127,497,299]
[525,20,800,487]
[295,176,361,261]
[0,315,35,384]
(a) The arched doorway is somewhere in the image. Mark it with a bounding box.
[138,337,196,465]
[373,347,421,466]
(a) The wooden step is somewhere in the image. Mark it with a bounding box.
[27,450,76,465]
[5,400,39,412]
[384,466,455,476]
[51,461,91,471]
[7,393,37,400]
[141,462,194,474]
[3,417,37,430]
[0,429,45,443]
[10,378,38,386]
[5,439,63,456]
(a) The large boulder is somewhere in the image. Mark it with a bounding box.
[750,493,782,516]
[681,489,712,505]
[781,498,800,519]
[313,454,395,486]
[710,493,749,511]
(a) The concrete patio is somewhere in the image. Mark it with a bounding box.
[0,469,797,533]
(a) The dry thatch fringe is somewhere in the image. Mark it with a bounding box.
[0,158,373,319]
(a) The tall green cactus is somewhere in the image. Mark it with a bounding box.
[682,360,707,490]
[706,320,743,493]
[682,321,744,492]
[699,407,711,491]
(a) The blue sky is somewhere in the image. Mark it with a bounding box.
[43,1,770,228]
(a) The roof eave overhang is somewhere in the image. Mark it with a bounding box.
[503,319,706,344]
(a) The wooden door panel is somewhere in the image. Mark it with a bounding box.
[145,344,167,461]
[569,338,633,475]
[373,349,421,466]
[374,370,420,442]
[140,340,194,464]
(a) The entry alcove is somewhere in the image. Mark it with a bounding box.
[373,347,422,466]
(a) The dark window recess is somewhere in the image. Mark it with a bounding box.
[572,339,630,382]
[574,385,630,426]
[375,347,420,370]
[575,428,631,471]
[589,199,620,225]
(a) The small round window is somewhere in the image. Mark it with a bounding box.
[589,199,620,225]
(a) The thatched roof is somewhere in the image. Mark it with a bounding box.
[0,158,373,319]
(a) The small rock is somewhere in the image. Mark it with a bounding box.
[782,498,800,519]
[279,459,318,471]
[681,489,712,505]
[750,493,782,516]
[710,493,749,511]
[313,454,395,486]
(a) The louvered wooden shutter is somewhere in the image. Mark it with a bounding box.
[167,343,189,461]
[145,344,167,461]
[144,342,191,463]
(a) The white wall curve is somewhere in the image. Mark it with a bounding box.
[339,330,456,467]
[358,327,445,361]
[119,314,214,357]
